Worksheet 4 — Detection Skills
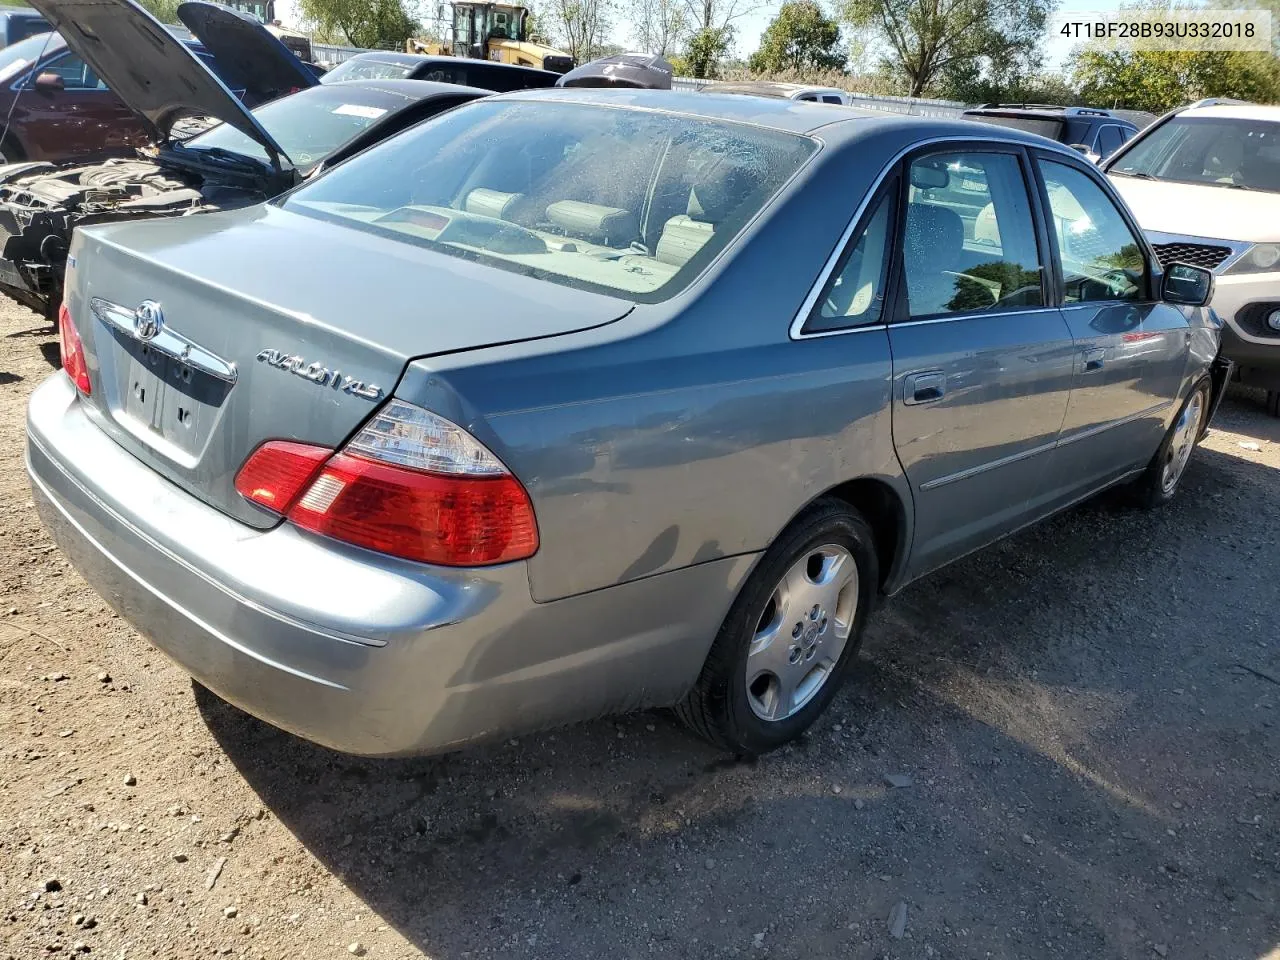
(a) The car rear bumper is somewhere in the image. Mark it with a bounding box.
[27,374,753,756]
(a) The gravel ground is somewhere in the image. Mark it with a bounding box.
[1,298,1277,960]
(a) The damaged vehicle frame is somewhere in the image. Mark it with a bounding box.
[0,0,485,320]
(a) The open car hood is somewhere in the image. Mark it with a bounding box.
[177,1,317,104]
[27,0,288,166]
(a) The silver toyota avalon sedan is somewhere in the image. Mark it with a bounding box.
[27,89,1228,756]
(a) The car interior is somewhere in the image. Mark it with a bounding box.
[290,105,811,298]
[902,156,1045,315]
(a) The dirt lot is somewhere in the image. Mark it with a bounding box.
[1,298,1277,960]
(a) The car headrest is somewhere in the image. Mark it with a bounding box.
[686,156,757,223]
[466,188,520,220]
[905,203,964,265]
[546,200,639,248]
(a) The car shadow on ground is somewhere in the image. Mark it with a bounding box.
[195,413,1280,958]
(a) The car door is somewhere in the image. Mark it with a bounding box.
[1033,152,1190,491]
[15,50,146,160]
[886,144,1078,578]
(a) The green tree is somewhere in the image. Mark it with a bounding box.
[747,1,844,73]
[136,0,180,24]
[939,67,1078,105]
[684,24,734,77]
[840,0,1058,97]
[1068,0,1280,111]
[299,0,418,48]
[1071,48,1280,112]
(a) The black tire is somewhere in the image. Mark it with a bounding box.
[1131,378,1211,509]
[675,497,879,755]
[1266,390,1280,418]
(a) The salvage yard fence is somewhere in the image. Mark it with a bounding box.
[670,76,969,118]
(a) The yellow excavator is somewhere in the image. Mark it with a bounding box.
[406,3,574,73]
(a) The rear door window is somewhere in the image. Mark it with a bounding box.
[901,151,1044,318]
[804,187,894,333]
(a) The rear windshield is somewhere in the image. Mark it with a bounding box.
[966,113,1065,142]
[282,100,817,301]
[320,57,412,83]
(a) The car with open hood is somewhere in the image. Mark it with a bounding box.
[29,90,1227,758]
[0,1,318,167]
[0,0,489,319]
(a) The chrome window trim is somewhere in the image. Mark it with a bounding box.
[790,133,1066,341]
[894,307,1053,329]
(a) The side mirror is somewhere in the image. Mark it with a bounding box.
[1163,262,1214,307]
[1068,143,1100,162]
[33,71,64,93]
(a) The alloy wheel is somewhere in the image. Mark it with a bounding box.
[745,544,858,722]
[1161,389,1205,495]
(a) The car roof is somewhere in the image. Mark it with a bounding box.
[320,77,491,103]
[493,87,1082,148]
[963,104,1131,122]
[1181,102,1280,122]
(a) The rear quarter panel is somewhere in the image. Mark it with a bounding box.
[396,125,920,602]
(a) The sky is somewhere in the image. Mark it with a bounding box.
[277,0,1112,73]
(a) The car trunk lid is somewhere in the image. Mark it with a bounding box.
[66,203,633,529]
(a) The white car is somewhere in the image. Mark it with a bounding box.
[707,81,849,105]
[1103,99,1280,414]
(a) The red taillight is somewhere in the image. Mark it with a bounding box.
[58,302,90,395]
[234,441,333,513]
[233,401,539,567]
[286,452,539,566]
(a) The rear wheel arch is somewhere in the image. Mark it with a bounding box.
[775,476,911,594]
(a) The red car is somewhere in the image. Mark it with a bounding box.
[0,4,316,164]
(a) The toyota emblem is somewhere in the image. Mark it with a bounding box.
[134,300,164,341]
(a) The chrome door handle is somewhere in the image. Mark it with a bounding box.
[1081,347,1106,372]
[904,371,946,405]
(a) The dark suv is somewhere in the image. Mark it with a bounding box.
[962,104,1146,163]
